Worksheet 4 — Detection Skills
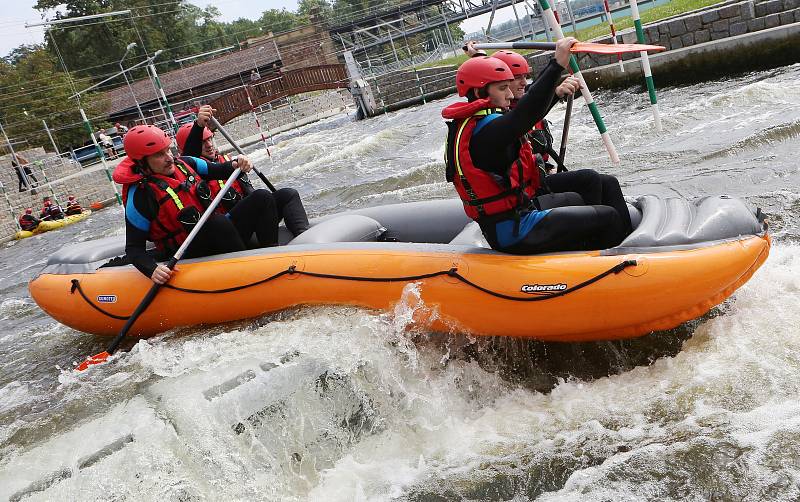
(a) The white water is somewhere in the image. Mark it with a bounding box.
[1,64,799,501]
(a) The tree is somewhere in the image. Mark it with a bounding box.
[0,45,108,150]
[259,8,301,33]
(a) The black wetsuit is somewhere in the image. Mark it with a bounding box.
[124,156,279,279]
[470,59,630,255]
[183,122,309,236]
[12,159,38,192]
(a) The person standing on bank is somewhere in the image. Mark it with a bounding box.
[113,125,281,285]
[442,38,630,254]
[12,153,39,192]
[176,104,309,238]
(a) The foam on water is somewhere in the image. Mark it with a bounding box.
[1,64,799,500]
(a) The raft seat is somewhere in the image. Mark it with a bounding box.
[288,214,386,245]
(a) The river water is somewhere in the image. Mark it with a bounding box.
[1,63,799,501]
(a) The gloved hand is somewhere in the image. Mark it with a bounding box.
[529,126,554,155]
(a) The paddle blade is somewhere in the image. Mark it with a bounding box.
[76,351,110,372]
[571,42,666,55]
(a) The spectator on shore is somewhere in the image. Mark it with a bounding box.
[12,153,39,192]
[97,128,115,158]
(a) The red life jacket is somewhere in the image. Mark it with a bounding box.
[19,214,39,231]
[65,201,83,216]
[116,157,207,254]
[206,153,246,213]
[442,98,539,222]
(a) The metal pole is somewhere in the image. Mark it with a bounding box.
[119,62,146,122]
[42,119,61,156]
[0,180,22,232]
[511,0,527,41]
[537,0,620,164]
[0,121,30,190]
[79,108,122,205]
[146,65,168,130]
[602,0,625,72]
[564,0,578,36]
[35,159,62,209]
[386,27,400,64]
[439,5,457,58]
[148,63,177,133]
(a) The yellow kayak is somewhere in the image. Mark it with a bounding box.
[15,210,92,240]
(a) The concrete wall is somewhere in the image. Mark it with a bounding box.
[0,149,120,240]
[220,90,353,141]
[364,0,800,112]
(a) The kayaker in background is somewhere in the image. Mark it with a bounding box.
[18,208,40,231]
[39,198,65,221]
[463,41,630,224]
[176,104,309,237]
[113,125,281,285]
[442,38,630,254]
[65,195,83,216]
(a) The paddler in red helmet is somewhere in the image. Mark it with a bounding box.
[442,37,630,254]
[113,125,280,285]
[176,105,309,237]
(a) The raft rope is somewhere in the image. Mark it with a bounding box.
[69,260,637,321]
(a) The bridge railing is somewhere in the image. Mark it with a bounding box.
[209,65,350,124]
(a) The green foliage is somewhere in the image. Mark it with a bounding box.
[0,45,108,151]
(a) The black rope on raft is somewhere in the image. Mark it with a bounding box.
[70,279,130,321]
[69,260,637,320]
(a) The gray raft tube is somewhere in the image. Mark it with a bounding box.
[41,195,767,276]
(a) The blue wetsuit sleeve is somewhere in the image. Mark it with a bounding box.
[124,185,159,278]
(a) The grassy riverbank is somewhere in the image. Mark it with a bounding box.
[418,0,727,69]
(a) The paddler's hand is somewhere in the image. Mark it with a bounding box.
[555,37,578,69]
[151,264,173,284]
[232,155,252,173]
[556,75,580,98]
[462,40,486,57]
[195,105,216,127]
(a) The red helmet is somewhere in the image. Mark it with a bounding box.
[44,200,51,206]
[455,56,514,97]
[68,195,75,201]
[25,208,32,214]
[492,50,530,77]
[123,125,172,161]
[175,123,213,153]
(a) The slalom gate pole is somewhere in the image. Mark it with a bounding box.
[630,0,663,131]
[602,0,625,72]
[537,0,620,165]
[79,108,122,205]
[242,85,276,166]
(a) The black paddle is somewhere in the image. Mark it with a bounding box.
[210,116,277,193]
[557,94,574,173]
[76,158,247,371]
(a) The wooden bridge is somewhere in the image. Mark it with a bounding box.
[209,64,350,124]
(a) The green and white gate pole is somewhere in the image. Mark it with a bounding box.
[630,0,662,131]
[79,108,122,205]
[537,0,620,165]
[148,63,178,134]
[602,0,625,72]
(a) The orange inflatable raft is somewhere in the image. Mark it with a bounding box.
[29,196,769,342]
